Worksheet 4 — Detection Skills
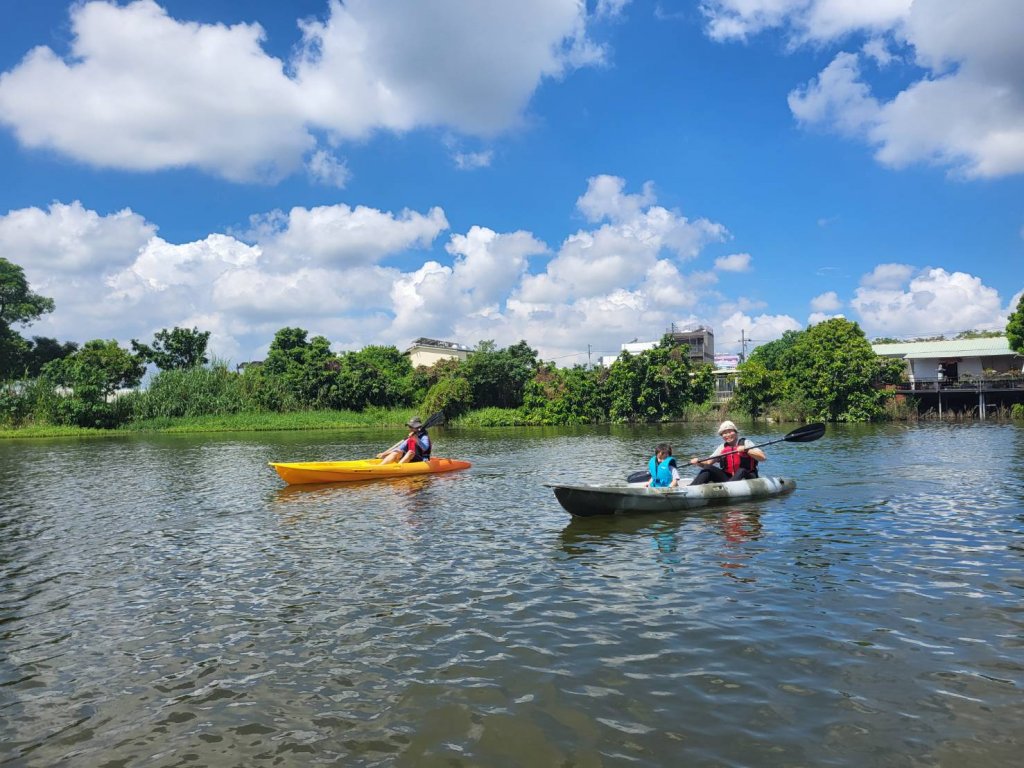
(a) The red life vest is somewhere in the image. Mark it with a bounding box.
[719,438,758,475]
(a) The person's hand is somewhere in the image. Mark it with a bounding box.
[689,457,698,465]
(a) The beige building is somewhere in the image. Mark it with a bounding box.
[405,337,472,368]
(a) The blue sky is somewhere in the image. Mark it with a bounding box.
[1,0,1022,366]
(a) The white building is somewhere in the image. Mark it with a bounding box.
[404,338,472,368]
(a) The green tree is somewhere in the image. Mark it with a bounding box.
[462,340,539,409]
[732,359,781,417]
[602,338,698,423]
[0,325,30,380]
[524,363,604,424]
[25,336,79,377]
[263,327,340,408]
[1007,293,1024,354]
[786,318,895,422]
[733,333,802,416]
[336,345,415,409]
[0,258,56,378]
[736,319,901,422]
[131,326,211,370]
[954,329,1004,340]
[40,339,145,427]
[421,374,473,418]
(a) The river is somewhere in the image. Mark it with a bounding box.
[2,422,1022,767]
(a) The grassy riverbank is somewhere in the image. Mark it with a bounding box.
[0,403,734,439]
[0,408,422,439]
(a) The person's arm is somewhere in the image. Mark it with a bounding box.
[738,438,766,462]
[690,445,722,467]
[377,434,409,458]
[669,464,680,488]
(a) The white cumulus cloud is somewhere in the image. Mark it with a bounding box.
[850,265,1007,337]
[0,0,609,182]
[715,252,751,272]
[810,290,842,312]
[706,0,1024,179]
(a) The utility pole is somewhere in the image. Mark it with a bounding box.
[587,344,592,369]
[737,330,760,363]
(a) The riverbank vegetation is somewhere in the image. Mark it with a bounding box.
[2,256,1019,437]
[0,318,901,437]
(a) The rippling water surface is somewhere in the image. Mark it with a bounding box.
[2,423,1023,767]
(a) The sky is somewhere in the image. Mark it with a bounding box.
[1,0,1022,367]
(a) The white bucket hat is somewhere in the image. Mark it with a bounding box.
[717,420,738,435]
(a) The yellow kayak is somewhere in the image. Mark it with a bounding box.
[269,457,472,485]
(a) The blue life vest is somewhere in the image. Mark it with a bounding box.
[648,455,677,487]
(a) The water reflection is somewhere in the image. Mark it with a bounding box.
[558,506,767,578]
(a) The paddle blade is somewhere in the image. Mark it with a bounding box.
[423,410,446,429]
[783,422,825,443]
[626,470,652,484]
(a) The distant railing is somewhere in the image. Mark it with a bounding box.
[896,376,1024,392]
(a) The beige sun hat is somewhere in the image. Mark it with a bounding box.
[717,420,738,435]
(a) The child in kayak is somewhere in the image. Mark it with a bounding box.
[377,417,432,465]
[648,443,681,488]
[688,420,765,485]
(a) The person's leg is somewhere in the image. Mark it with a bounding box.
[728,467,755,481]
[690,465,729,485]
[689,469,711,485]
[379,450,400,465]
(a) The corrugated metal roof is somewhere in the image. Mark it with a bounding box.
[871,337,1015,357]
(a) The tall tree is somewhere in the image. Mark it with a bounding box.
[0,258,56,378]
[264,327,340,407]
[131,326,211,370]
[26,336,79,377]
[1007,293,1024,354]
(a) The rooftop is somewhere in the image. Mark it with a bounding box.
[871,337,1015,358]
[407,337,472,352]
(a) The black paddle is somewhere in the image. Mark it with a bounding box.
[422,410,446,429]
[626,422,826,483]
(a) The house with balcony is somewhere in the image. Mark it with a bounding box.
[871,336,1023,417]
